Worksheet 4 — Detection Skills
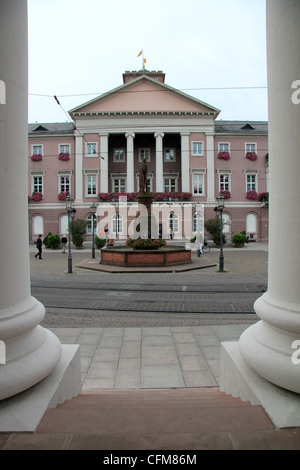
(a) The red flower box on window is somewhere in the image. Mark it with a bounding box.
[220,190,231,199]
[28,192,43,201]
[58,152,70,161]
[246,190,258,200]
[31,153,43,161]
[218,151,230,160]
[246,152,257,161]
[58,191,71,201]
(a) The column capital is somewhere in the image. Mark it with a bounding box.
[125,132,135,139]
[154,131,164,139]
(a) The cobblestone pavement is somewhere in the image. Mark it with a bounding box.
[29,242,268,328]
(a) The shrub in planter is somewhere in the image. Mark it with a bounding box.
[69,219,88,248]
[95,235,106,249]
[47,233,61,249]
[232,233,248,247]
[213,232,226,247]
[205,218,222,237]
[43,232,53,248]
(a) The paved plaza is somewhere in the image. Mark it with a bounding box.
[3,241,300,450]
[29,241,266,391]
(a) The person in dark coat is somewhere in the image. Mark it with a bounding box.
[35,234,43,259]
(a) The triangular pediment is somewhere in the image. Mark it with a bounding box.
[69,76,220,116]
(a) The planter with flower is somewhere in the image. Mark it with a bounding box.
[31,153,43,161]
[232,232,248,248]
[245,152,257,161]
[258,192,269,206]
[218,151,230,160]
[219,190,231,199]
[28,192,43,202]
[58,191,71,201]
[246,190,258,200]
[126,237,167,250]
[58,152,70,161]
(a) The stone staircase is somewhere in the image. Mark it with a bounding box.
[33,387,276,450]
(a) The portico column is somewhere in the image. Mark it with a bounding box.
[154,132,164,192]
[125,132,135,193]
[100,133,109,193]
[239,0,300,394]
[0,0,62,400]
[206,132,215,202]
[180,133,190,192]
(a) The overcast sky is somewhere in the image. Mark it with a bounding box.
[27,0,268,124]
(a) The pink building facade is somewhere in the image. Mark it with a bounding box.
[28,70,269,243]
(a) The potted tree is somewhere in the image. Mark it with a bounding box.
[232,232,248,248]
[69,219,88,249]
[94,235,106,249]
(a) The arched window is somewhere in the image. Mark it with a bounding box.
[222,213,231,234]
[168,211,179,234]
[60,215,68,235]
[33,215,43,235]
[246,213,257,240]
[112,212,123,236]
[87,214,96,234]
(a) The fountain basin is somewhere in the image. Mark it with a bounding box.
[100,245,192,267]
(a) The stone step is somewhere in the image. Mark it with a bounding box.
[38,388,273,436]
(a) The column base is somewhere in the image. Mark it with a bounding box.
[220,341,300,428]
[0,344,81,432]
[239,320,300,394]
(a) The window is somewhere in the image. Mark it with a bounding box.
[218,143,229,152]
[114,149,125,162]
[113,212,122,234]
[192,142,204,156]
[164,178,177,192]
[245,143,257,154]
[33,215,44,235]
[87,214,97,234]
[165,148,176,162]
[59,144,70,154]
[86,174,97,195]
[32,145,43,155]
[219,174,230,192]
[113,178,126,193]
[86,143,97,157]
[60,175,70,193]
[139,148,151,162]
[60,215,68,235]
[168,212,179,234]
[193,174,204,195]
[247,174,257,191]
[33,176,43,193]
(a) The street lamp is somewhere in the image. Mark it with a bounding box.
[90,202,97,259]
[65,195,76,273]
[216,193,225,272]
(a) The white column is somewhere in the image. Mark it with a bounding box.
[239,0,300,394]
[100,133,109,193]
[180,133,190,192]
[154,132,164,192]
[206,132,215,202]
[125,132,135,193]
[75,132,83,202]
[0,1,61,400]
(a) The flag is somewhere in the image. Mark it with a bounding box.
[137,50,143,57]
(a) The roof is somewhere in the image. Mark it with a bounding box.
[28,122,75,135]
[215,120,268,135]
[68,75,221,116]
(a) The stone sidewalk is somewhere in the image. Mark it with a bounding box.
[49,324,254,391]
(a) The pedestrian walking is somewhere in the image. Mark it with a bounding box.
[35,234,43,259]
[61,234,67,254]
